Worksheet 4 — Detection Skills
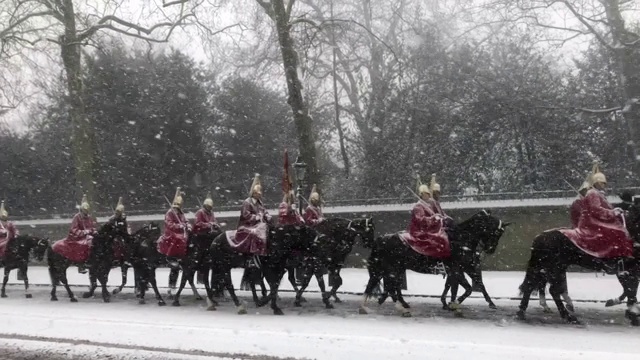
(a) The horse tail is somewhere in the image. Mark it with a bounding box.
[518,237,546,296]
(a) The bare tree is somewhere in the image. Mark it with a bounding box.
[0,0,201,202]
[254,0,320,188]
[482,0,640,170]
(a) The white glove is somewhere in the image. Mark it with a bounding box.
[613,208,624,216]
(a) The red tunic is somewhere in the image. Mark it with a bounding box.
[400,201,450,258]
[232,198,270,255]
[429,199,448,218]
[157,209,190,258]
[560,189,633,259]
[304,205,324,226]
[193,208,219,235]
[569,197,583,228]
[278,202,304,226]
[52,213,96,263]
[0,220,19,258]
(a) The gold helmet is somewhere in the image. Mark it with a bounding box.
[249,174,262,197]
[590,161,606,185]
[430,173,441,193]
[309,184,320,203]
[416,175,431,196]
[172,187,184,208]
[0,200,8,220]
[203,191,214,208]
[115,197,125,214]
[80,194,90,212]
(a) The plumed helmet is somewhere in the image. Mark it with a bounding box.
[172,187,184,208]
[309,184,320,203]
[0,200,7,220]
[80,194,90,212]
[249,174,262,197]
[115,197,125,213]
[430,173,441,193]
[590,161,606,185]
[203,191,214,208]
[416,175,431,195]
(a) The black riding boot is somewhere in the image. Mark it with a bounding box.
[78,265,88,274]
[166,257,180,269]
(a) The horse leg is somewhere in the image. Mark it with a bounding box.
[82,270,98,299]
[440,276,451,310]
[1,268,9,298]
[225,270,246,314]
[264,268,283,316]
[360,266,383,314]
[202,268,217,311]
[538,285,552,313]
[549,271,578,324]
[314,267,333,309]
[187,271,203,300]
[60,271,77,302]
[453,270,472,307]
[293,265,313,307]
[605,291,626,307]
[171,268,190,306]
[113,264,128,295]
[98,269,111,303]
[470,269,496,309]
[20,265,32,299]
[167,268,179,300]
[618,272,640,326]
[328,267,343,303]
[149,268,166,306]
[387,274,410,317]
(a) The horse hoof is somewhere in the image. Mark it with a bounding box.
[442,304,449,310]
[51,297,58,302]
[112,289,121,295]
[334,297,342,303]
[448,302,460,311]
[138,299,146,305]
[103,297,111,303]
[172,301,181,307]
[294,301,302,307]
[238,305,247,315]
[25,294,33,299]
[453,309,464,318]
[158,301,166,307]
[489,303,497,310]
[273,308,284,316]
[625,310,640,326]
[82,292,93,299]
[566,304,575,313]
[542,307,553,314]
[516,310,526,321]
[325,303,334,310]
[401,311,412,318]
[70,298,78,303]
[1,293,7,298]
[566,315,581,325]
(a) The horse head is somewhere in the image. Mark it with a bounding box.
[32,236,49,261]
[133,222,161,244]
[626,200,640,244]
[348,217,376,247]
[462,210,510,255]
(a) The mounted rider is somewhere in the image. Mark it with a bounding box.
[559,162,633,272]
[157,187,191,268]
[236,174,272,257]
[0,200,19,262]
[304,184,325,227]
[51,194,96,273]
[569,180,590,228]
[193,192,220,235]
[110,197,131,265]
[428,174,454,229]
[400,176,451,258]
[279,150,304,226]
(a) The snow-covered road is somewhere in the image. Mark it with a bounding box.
[1,268,638,359]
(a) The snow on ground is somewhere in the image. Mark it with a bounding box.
[1,268,639,359]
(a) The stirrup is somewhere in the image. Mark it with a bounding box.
[434,262,447,277]
[617,259,629,276]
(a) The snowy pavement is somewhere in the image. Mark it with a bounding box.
[1,268,639,360]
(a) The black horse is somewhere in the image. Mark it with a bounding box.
[292,217,375,308]
[359,210,507,317]
[47,218,128,302]
[517,201,640,325]
[202,224,318,315]
[1,235,49,298]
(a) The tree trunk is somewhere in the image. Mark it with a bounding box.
[267,0,320,189]
[330,1,350,177]
[60,0,95,202]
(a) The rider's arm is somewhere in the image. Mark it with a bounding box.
[584,192,617,222]
[165,211,183,231]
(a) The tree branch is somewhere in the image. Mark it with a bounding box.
[77,12,194,42]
